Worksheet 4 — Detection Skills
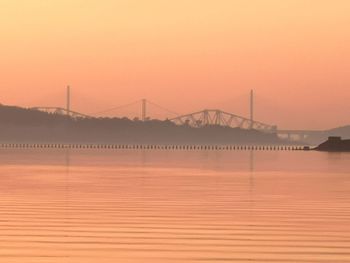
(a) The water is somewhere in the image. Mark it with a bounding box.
[0,149,350,263]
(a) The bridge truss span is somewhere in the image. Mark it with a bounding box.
[170,109,277,133]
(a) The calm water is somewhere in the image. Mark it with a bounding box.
[0,149,350,263]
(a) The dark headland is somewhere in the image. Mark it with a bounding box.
[315,136,350,152]
[0,104,290,145]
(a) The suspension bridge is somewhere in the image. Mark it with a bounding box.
[29,87,324,142]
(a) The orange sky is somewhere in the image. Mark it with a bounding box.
[0,0,349,129]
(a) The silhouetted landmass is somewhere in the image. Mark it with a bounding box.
[303,125,350,145]
[0,104,288,144]
[328,125,350,138]
[315,136,350,152]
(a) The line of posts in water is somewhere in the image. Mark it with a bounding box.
[0,143,306,151]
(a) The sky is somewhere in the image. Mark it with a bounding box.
[0,0,349,129]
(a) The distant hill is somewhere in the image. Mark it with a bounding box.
[328,125,350,138]
[304,125,350,145]
[0,104,288,145]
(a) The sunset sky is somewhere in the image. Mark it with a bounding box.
[0,0,349,129]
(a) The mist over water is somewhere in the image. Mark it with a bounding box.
[1,149,350,262]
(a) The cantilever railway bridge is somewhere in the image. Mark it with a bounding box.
[170,109,277,133]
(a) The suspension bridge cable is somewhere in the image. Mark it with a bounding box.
[146,100,180,116]
[92,99,142,115]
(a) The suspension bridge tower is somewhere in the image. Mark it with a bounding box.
[66,85,71,116]
[142,99,147,121]
[250,89,254,129]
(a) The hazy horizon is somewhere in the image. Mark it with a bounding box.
[1,0,349,129]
